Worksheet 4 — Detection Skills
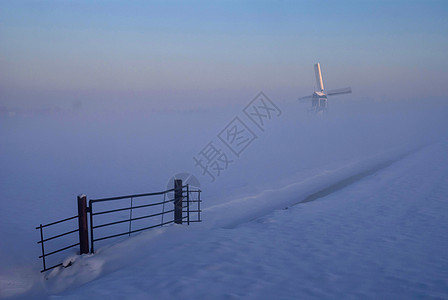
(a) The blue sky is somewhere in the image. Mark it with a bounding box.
[1,0,447,110]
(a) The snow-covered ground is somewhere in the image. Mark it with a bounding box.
[1,98,447,299]
[19,136,448,300]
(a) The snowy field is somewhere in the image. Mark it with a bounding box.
[1,97,448,299]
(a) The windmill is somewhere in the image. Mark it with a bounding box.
[299,63,352,113]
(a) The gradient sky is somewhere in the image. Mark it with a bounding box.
[1,0,447,110]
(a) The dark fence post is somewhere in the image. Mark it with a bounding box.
[77,194,89,254]
[89,199,94,254]
[187,184,190,225]
[38,224,46,271]
[174,179,183,224]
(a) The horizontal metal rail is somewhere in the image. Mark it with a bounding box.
[90,188,176,203]
[37,228,79,244]
[92,199,174,216]
[42,263,63,273]
[36,215,78,229]
[93,220,176,242]
[93,209,175,229]
[39,242,80,258]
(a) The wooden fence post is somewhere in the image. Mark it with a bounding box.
[174,179,183,224]
[77,194,89,254]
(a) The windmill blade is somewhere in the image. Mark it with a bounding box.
[327,87,352,96]
[314,63,324,92]
[298,95,313,102]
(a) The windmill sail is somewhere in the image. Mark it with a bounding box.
[314,63,324,92]
[327,87,352,96]
[298,95,313,102]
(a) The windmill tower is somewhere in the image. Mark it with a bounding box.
[299,63,352,114]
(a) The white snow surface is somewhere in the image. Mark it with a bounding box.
[24,140,448,299]
[1,98,448,299]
